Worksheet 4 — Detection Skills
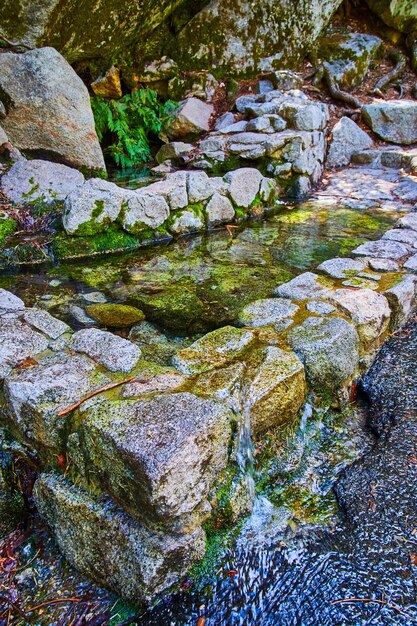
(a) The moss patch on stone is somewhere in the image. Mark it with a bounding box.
[86,303,145,327]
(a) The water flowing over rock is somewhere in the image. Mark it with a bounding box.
[0,48,105,172]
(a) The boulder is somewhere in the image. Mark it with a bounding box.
[247,346,306,433]
[34,472,205,603]
[238,298,299,328]
[288,316,360,390]
[362,101,417,145]
[224,168,263,207]
[384,275,417,329]
[404,253,417,272]
[91,66,122,99]
[170,209,204,234]
[146,171,188,210]
[187,171,229,204]
[86,304,145,327]
[63,178,129,235]
[396,213,417,232]
[69,392,233,525]
[317,33,382,89]
[352,239,411,260]
[70,328,141,373]
[1,159,84,206]
[275,272,332,300]
[120,189,170,234]
[163,98,214,141]
[4,353,102,452]
[0,48,105,172]
[317,257,368,279]
[382,228,417,246]
[23,308,71,339]
[326,118,373,168]
[173,326,255,375]
[365,0,417,33]
[0,289,24,311]
[0,317,49,379]
[171,0,343,76]
[156,142,194,164]
[206,194,235,227]
[329,288,391,348]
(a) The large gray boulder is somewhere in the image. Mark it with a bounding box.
[365,0,417,33]
[288,316,360,390]
[362,101,417,145]
[0,48,105,172]
[1,159,84,206]
[171,0,343,76]
[69,393,233,526]
[327,117,373,168]
[34,472,205,603]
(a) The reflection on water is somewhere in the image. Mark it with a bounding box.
[0,201,400,336]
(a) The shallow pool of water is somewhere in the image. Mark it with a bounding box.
[0,200,400,336]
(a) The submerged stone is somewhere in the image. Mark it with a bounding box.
[70,392,233,525]
[330,288,391,348]
[288,316,360,390]
[247,346,306,434]
[85,303,145,327]
[238,298,299,328]
[70,328,142,373]
[34,472,205,603]
[173,326,255,375]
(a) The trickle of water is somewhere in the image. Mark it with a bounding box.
[236,390,256,505]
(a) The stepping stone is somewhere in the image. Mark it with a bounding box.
[382,228,417,247]
[396,213,417,232]
[70,328,142,373]
[384,275,417,329]
[306,301,336,315]
[317,257,368,279]
[352,239,410,261]
[362,100,417,145]
[275,272,332,301]
[329,288,391,348]
[23,308,71,339]
[0,317,49,379]
[238,298,299,327]
[0,289,24,311]
[404,254,417,272]
[367,258,400,272]
[288,316,359,390]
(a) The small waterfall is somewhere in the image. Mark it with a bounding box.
[237,389,256,505]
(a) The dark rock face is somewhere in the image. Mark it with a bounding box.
[0,0,343,77]
[365,0,417,33]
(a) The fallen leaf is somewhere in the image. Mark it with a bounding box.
[16,357,38,369]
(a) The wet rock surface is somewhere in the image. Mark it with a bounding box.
[140,316,417,626]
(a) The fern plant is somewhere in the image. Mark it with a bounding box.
[91,89,177,169]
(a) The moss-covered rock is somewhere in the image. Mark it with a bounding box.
[86,303,145,327]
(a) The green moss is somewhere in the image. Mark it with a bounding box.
[52,227,143,259]
[86,303,145,327]
[0,214,17,246]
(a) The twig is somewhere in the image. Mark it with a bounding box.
[26,597,83,613]
[58,377,149,417]
[331,597,413,619]
[0,32,32,50]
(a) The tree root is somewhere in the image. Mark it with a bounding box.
[373,50,407,96]
[322,65,362,109]
[0,33,32,51]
